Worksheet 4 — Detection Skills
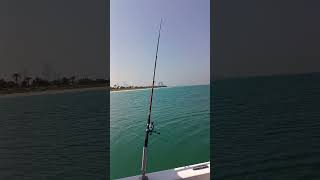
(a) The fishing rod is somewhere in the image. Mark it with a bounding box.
[141,19,163,180]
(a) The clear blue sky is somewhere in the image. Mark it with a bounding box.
[111,0,210,87]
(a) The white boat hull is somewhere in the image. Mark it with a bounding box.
[117,161,210,180]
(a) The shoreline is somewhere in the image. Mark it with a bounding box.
[110,86,166,93]
[0,86,108,98]
[0,86,168,97]
[0,84,210,97]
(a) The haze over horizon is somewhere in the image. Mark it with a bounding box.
[111,0,210,87]
[213,0,320,80]
[0,0,108,81]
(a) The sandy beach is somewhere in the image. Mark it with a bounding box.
[110,86,167,93]
[0,86,108,98]
[110,87,149,93]
[0,86,168,98]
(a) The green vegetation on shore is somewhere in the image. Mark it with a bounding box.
[0,73,109,95]
[0,73,167,95]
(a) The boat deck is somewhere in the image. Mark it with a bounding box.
[117,161,210,180]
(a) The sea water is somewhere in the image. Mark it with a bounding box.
[110,85,210,179]
[212,73,320,179]
[0,89,108,179]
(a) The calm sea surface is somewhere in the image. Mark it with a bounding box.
[110,85,210,179]
[213,73,320,179]
[0,89,108,179]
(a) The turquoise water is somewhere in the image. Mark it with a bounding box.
[110,85,210,179]
[0,89,108,179]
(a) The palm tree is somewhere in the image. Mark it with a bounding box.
[70,76,76,85]
[33,77,41,87]
[12,73,21,86]
[24,77,32,87]
[0,79,6,88]
[62,77,69,85]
